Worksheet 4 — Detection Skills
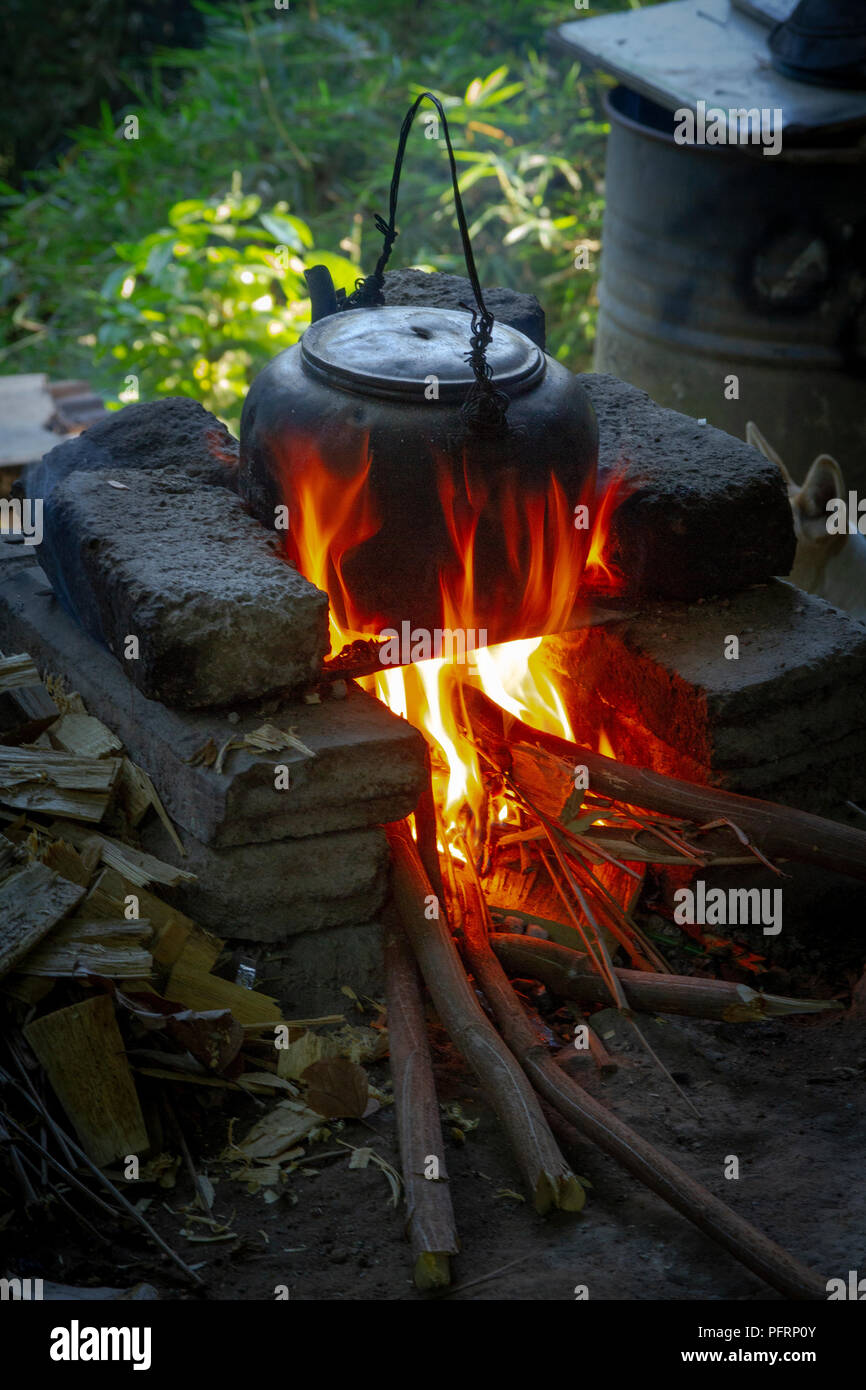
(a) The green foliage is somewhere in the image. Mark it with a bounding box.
[0,0,652,418]
[93,173,357,427]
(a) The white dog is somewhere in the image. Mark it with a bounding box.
[747,421,866,622]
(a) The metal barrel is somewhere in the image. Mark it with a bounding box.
[594,86,866,485]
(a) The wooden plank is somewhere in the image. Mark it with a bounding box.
[166,954,282,1025]
[79,867,220,971]
[24,994,149,1166]
[19,918,153,979]
[0,652,43,693]
[0,829,17,877]
[40,837,101,889]
[555,1,866,135]
[0,652,59,743]
[49,713,122,760]
[0,747,120,821]
[0,861,85,979]
[116,759,154,827]
[0,373,58,469]
[50,819,195,888]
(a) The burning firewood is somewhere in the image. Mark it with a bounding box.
[490,933,840,1023]
[455,871,827,1301]
[386,820,586,1215]
[462,683,866,882]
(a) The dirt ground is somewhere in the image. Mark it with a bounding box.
[8,977,864,1302]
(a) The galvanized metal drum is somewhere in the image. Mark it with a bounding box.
[595,86,866,483]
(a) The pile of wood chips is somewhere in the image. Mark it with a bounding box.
[0,649,391,1290]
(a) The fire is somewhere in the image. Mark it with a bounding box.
[584,469,628,592]
[279,435,624,839]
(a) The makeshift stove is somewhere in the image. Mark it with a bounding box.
[3,95,866,1296]
[4,268,866,992]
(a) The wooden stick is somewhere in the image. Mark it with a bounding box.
[491,934,841,1022]
[463,685,866,883]
[459,885,827,1300]
[385,821,585,1215]
[383,907,459,1289]
[499,823,756,866]
[414,759,446,908]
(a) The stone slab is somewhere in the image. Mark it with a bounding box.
[382,268,545,348]
[579,373,796,599]
[19,397,240,501]
[542,580,866,808]
[0,566,427,846]
[140,817,389,940]
[38,468,330,708]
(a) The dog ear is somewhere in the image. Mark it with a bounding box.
[746,421,793,488]
[798,454,845,520]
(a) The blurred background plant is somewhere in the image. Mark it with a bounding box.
[0,0,650,427]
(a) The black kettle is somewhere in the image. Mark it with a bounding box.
[239,93,598,647]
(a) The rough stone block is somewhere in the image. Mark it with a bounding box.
[20,397,239,502]
[579,374,796,599]
[140,817,389,940]
[0,566,427,845]
[382,268,546,348]
[38,468,330,708]
[263,920,385,1015]
[542,580,866,810]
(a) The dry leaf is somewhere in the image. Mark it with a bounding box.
[302,1058,369,1119]
[235,1100,323,1160]
[188,739,218,768]
[277,1029,338,1081]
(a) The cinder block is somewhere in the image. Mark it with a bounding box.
[141,817,389,941]
[263,920,385,1015]
[38,468,330,708]
[541,580,866,810]
[21,396,240,499]
[580,374,796,599]
[0,567,427,845]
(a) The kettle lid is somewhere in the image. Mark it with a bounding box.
[300,305,545,403]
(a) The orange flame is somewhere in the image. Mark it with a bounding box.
[585,468,628,592]
[280,434,625,836]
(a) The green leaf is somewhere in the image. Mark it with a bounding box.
[259,212,313,250]
[168,200,208,228]
[145,242,175,278]
[99,266,130,300]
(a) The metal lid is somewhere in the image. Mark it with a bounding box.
[300,306,545,402]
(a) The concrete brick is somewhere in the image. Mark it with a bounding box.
[382,268,545,348]
[541,580,866,810]
[262,920,385,1016]
[140,817,389,941]
[21,397,240,500]
[38,468,330,708]
[579,374,796,599]
[0,566,427,845]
